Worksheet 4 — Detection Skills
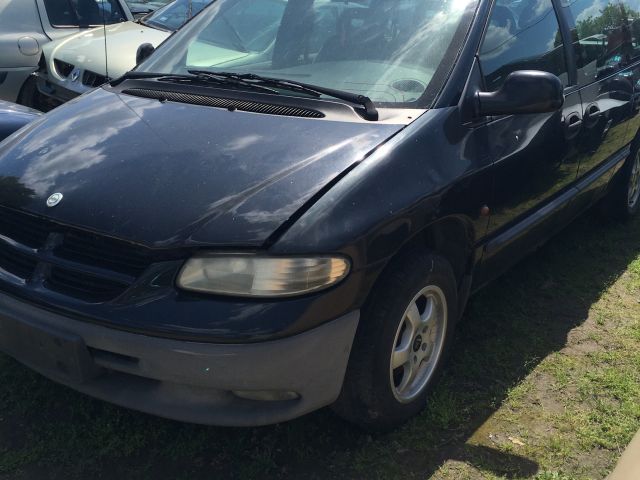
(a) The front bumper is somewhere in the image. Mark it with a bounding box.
[0,291,359,426]
[35,75,84,108]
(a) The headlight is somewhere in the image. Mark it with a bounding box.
[177,254,350,297]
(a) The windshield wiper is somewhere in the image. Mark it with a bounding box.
[189,70,379,121]
[115,71,379,120]
[185,71,279,94]
[113,71,279,95]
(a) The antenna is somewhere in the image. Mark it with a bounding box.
[101,0,109,81]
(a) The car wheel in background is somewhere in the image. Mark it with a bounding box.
[605,139,640,221]
[17,76,43,111]
[333,250,459,431]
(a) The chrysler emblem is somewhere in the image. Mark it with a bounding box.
[46,192,63,207]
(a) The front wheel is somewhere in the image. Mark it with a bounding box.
[333,250,458,431]
[389,284,449,405]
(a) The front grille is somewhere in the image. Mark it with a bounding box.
[0,206,155,303]
[0,247,38,280]
[46,267,129,303]
[82,70,107,88]
[122,88,325,118]
[0,207,50,248]
[57,231,150,277]
[54,59,74,78]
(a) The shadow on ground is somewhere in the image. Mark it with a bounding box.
[1,212,638,480]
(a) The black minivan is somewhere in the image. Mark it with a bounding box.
[0,0,639,430]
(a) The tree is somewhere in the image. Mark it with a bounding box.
[576,3,640,39]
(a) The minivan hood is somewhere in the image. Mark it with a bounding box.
[44,22,170,81]
[0,88,403,248]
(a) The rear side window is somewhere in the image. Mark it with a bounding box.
[561,0,640,85]
[43,0,127,27]
[479,0,569,91]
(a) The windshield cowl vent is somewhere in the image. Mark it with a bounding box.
[121,88,325,119]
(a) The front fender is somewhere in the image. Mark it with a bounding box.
[270,107,493,274]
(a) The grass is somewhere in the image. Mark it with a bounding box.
[0,212,639,480]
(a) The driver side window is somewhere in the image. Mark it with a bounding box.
[43,0,126,27]
[479,0,569,91]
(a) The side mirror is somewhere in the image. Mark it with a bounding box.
[136,43,155,66]
[132,11,152,20]
[476,70,564,116]
[129,6,153,19]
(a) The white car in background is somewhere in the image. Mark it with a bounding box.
[0,0,135,105]
[32,0,213,110]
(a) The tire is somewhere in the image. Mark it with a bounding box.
[332,250,459,431]
[605,141,640,221]
[17,76,42,111]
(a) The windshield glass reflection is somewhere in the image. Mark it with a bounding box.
[140,0,477,105]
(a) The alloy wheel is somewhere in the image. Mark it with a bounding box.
[389,285,448,403]
[628,150,640,209]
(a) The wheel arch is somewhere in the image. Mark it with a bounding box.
[366,214,477,304]
[420,215,475,285]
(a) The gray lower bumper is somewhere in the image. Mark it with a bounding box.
[0,292,359,426]
[35,76,83,106]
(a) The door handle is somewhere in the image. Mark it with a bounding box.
[564,112,582,139]
[584,103,602,126]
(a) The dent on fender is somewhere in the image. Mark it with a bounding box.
[272,107,492,268]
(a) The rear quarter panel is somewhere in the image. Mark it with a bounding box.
[0,0,47,69]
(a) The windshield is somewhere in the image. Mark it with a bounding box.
[143,0,214,31]
[126,0,173,13]
[139,0,478,106]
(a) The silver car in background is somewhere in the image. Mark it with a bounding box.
[33,0,213,110]
[0,0,135,105]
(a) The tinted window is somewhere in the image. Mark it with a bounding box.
[561,0,640,85]
[479,0,568,91]
[44,0,127,27]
